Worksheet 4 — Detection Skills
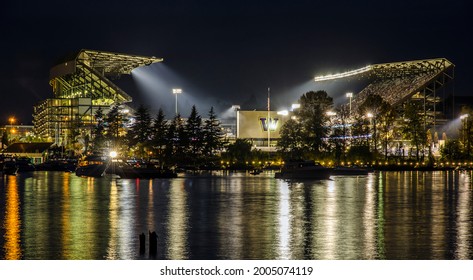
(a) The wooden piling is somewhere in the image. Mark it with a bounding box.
[139,233,145,255]
[149,231,158,255]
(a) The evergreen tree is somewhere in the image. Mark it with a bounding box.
[151,109,168,166]
[128,104,152,158]
[186,105,203,166]
[165,114,186,166]
[202,107,225,159]
[91,107,106,152]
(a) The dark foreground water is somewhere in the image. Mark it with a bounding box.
[1,170,473,260]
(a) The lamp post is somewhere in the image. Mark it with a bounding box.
[346,92,353,118]
[172,88,182,115]
[231,105,240,137]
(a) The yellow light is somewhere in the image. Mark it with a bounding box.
[109,151,118,158]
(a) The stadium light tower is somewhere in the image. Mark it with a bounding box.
[172,88,182,115]
[346,92,353,117]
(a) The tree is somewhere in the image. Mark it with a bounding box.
[202,107,225,160]
[277,118,305,160]
[459,106,473,159]
[1,130,8,149]
[358,93,391,156]
[128,104,152,158]
[296,90,333,156]
[225,139,253,163]
[186,105,203,166]
[329,106,350,164]
[104,104,127,155]
[401,101,426,161]
[165,114,186,166]
[440,140,464,161]
[150,109,168,166]
[91,107,106,152]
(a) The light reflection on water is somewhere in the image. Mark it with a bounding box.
[1,170,473,260]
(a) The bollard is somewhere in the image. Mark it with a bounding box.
[139,233,145,255]
[149,231,158,256]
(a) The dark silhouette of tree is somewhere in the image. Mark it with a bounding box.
[459,106,473,159]
[1,130,8,149]
[186,105,203,167]
[150,108,168,166]
[91,107,106,152]
[401,101,426,161]
[296,90,333,156]
[165,114,186,166]
[202,107,225,160]
[329,106,350,164]
[440,140,464,161]
[358,93,391,155]
[277,118,305,160]
[225,139,253,163]
[104,104,127,155]
[128,104,152,158]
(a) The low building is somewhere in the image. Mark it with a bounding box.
[236,110,289,152]
[2,142,53,164]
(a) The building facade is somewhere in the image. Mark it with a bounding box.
[33,49,162,147]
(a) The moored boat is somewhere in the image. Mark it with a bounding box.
[75,155,110,177]
[114,161,177,179]
[330,166,373,176]
[2,160,19,175]
[275,160,331,180]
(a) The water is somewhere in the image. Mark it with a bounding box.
[1,170,473,260]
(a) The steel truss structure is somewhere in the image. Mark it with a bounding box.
[315,58,455,157]
[33,49,162,146]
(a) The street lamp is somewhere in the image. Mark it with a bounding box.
[346,92,353,117]
[367,112,375,153]
[172,88,182,115]
[231,105,240,136]
[291,103,300,111]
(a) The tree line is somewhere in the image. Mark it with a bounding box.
[90,104,227,168]
[277,90,473,164]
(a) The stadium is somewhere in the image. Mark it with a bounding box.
[312,58,456,158]
[31,51,456,159]
[33,49,162,145]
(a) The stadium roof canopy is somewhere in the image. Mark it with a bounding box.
[314,58,455,113]
[49,49,163,103]
[314,58,453,81]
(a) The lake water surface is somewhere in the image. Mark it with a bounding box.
[1,170,472,260]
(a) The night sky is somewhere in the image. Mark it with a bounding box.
[0,0,470,123]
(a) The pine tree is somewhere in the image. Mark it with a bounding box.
[151,108,168,166]
[202,107,225,159]
[128,104,152,157]
[185,105,202,167]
